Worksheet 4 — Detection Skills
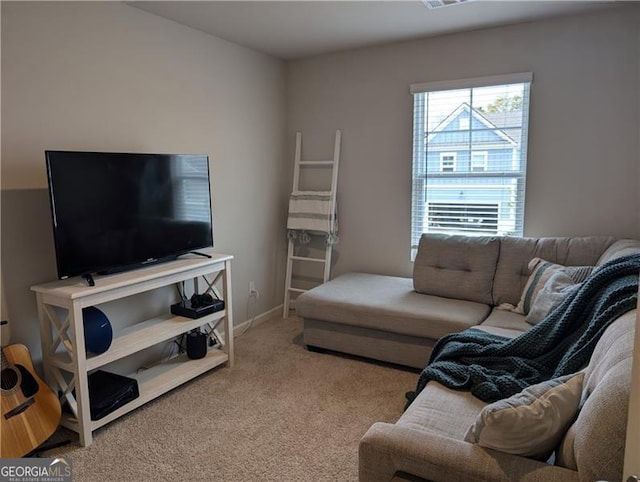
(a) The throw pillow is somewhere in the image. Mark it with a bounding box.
[525,271,580,325]
[515,258,593,315]
[464,372,585,460]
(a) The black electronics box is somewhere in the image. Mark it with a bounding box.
[171,299,225,319]
[88,370,139,421]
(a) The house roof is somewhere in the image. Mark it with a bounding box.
[427,102,521,146]
[482,110,524,145]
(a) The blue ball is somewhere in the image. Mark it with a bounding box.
[82,306,113,354]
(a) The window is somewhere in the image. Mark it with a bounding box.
[410,73,532,258]
[428,202,499,234]
[470,151,488,172]
[440,152,456,172]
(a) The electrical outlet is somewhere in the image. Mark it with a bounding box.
[249,281,260,299]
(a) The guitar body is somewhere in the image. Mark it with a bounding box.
[1,344,61,458]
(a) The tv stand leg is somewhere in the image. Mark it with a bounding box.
[82,274,95,287]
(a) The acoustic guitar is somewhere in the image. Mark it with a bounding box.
[1,343,61,458]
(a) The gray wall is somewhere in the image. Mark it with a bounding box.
[1,2,288,358]
[286,5,640,278]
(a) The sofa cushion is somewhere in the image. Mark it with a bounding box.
[464,372,584,460]
[492,236,615,306]
[398,381,486,439]
[555,310,635,481]
[296,273,490,339]
[479,308,530,333]
[413,234,499,305]
[471,325,525,339]
[597,238,640,265]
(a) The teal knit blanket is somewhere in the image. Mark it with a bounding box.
[407,254,640,405]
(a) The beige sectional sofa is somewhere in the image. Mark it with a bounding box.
[296,234,640,482]
[297,234,627,368]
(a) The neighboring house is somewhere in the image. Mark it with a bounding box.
[424,102,526,236]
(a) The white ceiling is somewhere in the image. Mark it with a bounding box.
[129,1,617,60]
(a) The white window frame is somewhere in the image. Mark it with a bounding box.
[470,151,488,172]
[440,152,457,172]
[410,72,532,259]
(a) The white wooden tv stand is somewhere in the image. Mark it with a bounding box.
[31,252,233,447]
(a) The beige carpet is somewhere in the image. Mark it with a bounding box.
[43,316,418,482]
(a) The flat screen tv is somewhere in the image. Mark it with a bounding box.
[45,151,213,282]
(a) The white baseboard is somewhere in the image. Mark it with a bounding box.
[233,304,283,336]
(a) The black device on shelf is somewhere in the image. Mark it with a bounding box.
[45,150,214,281]
[186,329,208,359]
[171,293,225,319]
[87,370,139,421]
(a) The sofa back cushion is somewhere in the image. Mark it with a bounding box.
[492,236,615,306]
[597,239,640,266]
[413,234,499,305]
[555,310,635,482]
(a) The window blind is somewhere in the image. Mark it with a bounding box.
[410,73,532,258]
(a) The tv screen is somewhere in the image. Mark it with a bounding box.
[45,151,213,280]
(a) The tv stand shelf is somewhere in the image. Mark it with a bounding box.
[31,252,234,447]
